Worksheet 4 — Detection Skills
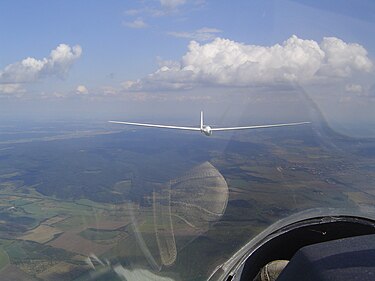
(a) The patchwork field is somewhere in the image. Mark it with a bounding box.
[48,232,114,256]
[19,225,63,244]
[0,122,373,280]
[0,248,9,272]
[36,261,89,281]
[0,265,36,281]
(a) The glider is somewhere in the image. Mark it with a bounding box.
[109,111,310,136]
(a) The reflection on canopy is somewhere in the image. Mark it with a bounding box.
[153,161,229,266]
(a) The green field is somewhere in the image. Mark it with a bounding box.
[0,123,373,280]
[0,248,9,272]
[79,228,121,241]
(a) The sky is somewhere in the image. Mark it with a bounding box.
[0,0,375,134]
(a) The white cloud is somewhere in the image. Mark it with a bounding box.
[318,37,373,77]
[124,7,164,18]
[0,44,82,83]
[160,0,186,9]
[168,27,222,41]
[123,18,148,29]
[124,9,140,16]
[76,85,89,95]
[51,92,66,99]
[0,83,25,95]
[345,84,363,93]
[122,0,203,25]
[123,35,373,91]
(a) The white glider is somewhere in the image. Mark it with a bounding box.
[109,111,310,136]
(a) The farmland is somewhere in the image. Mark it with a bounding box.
[0,121,373,280]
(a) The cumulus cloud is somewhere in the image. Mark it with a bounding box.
[50,92,66,99]
[122,35,373,91]
[76,85,89,95]
[123,18,148,29]
[160,0,186,9]
[168,27,222,41]
[318,38,373,77]
[0,83,25,95]
[122,0,203,26]
[101,86,118,96]
[345,84,363,93]
[124,9,140,16]
[0,44,82,83]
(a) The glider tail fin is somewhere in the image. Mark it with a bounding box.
[200,111,204,130]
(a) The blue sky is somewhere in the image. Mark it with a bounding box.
[0,0,375,132]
